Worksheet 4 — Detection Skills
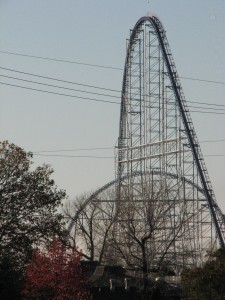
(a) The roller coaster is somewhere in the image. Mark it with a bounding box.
[68,15,225,270]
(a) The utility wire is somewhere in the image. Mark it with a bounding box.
[188,105,225,112]
[2,81,225,114]
[0,81,120,105]
[0,66,121,93]
[31,139,225,154]
[191,110,225,115]
[205,154,225,157]
[3,74,225,111]
[0,74,121,99]
[33,154,114,159]
[33,147,114,153]
[1,50,225,85]
[180,76,225,86]
[186,100,225,108]
[201,139,225,143]
[32,153,225,159]
[1,66,225,109]
[32,140,225,153]
[0,50,123,70]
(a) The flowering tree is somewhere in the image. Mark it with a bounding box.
[23,240,91,300]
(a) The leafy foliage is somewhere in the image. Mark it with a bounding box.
[23,239,91,300]
[181,249,225,299]
[0,141,66,268]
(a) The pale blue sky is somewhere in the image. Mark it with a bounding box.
[1,0,225,210]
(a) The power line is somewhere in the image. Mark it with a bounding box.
[191,110,225,115]
[0,50,123,70]
[2,65,225,109]
[0,74,121,99]
[1,50,225,85]
[188,105,225,112]
[31,140,225,153]
[2,81,225,114]
[1,69,225,112]
[32,153,225,159]
[2,66,225,109]
[0,81,120,105]
[205,154,225,157]
[33,147,114,153]
[3,73,225,111]
[33,154,114,159]
[201,139,225,143]
[180,76,225,86]
[0,66,121,93]
[186,100,225,108]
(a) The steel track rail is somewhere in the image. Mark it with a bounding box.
[67,171,204,233]
[136,15,225,248]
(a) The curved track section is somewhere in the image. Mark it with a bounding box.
[67,171,204,233]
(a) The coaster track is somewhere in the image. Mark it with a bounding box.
[68,16,225,265]
[117,15,225,249]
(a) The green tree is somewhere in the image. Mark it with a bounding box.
[181,249,225,299]
[0,140,66,269]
